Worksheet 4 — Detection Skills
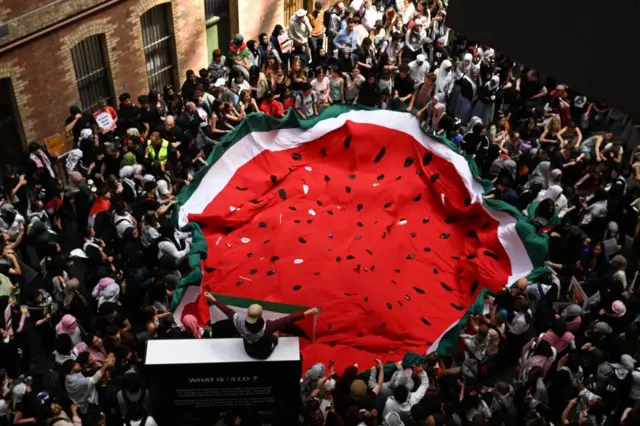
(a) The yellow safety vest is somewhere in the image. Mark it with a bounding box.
[147,139,169,165]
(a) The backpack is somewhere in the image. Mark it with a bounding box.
[121,387,148,421]
[461,357,481,381]
[126,417,147,426]
[323,8,333,30]
[49,417,67,426]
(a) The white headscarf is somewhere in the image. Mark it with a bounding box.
[65,149,84,174]
[488,75,500,91]
[537,185,563,203]
[435,59,454,94]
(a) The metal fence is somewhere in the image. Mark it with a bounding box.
[141,4,179,92]
[70,35,115,113]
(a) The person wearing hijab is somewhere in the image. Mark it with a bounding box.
[451,64,480,125]
[119,163,142,205]
[182,314,202,339]
[56,314,83,345]
[471,75,500,126]
[489,157,517,181]
[527,161,553,189]
[536,185,569,217]
[434,59,454,101]
[303,363,326,393]
[91,277,120,310]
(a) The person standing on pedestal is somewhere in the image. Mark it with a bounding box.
[204,292,319,359]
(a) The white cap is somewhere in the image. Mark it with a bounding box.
[416,54,426,62]
[142,174,156,185]
[295,8,307,17]
[157,179,171,196]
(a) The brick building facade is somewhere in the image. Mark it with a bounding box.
[0,0,323,165]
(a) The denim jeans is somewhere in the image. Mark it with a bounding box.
[309,35,324,63]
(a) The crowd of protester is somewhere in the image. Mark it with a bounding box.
[1,0,640,425]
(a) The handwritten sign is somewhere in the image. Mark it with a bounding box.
[44,134,67,157]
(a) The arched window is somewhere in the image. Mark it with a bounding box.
[141,4,179,92]
[71,34,115,112]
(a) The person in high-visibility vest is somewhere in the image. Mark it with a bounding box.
[146,131,169,166]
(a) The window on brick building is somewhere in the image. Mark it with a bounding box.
[141,4,179,92]
[71,34,115,113]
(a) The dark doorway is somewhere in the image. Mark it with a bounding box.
[0,78,26,167]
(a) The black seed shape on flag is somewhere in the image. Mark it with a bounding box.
[364,296,368,302]
[373,147,386,163]
[452,256,460,260]
[204,284,211,291]
[270,175,277,184]
[380,322,386,329]
[349,174,357,179]
[424,247,431,252]
[356,221,363,227]
[346,255,355,260]
[250,199,263,204]
[277,189,287,200]
[271,256,279,262]
[327,324,332,330]
[422,218,430,224]
[386,302,393,310]
[430,173,440,183]
[391,279,397,284]
[405,294,411,300]
[328,233,333,239]
[382,232,387,239]
[249,269,257,275]
[293,285,302,291]
[289,167,293,173]
[263,240,270,244]
[204,267,216,272]
[387,225,393,233]
[413,286,425,294]
[289,206,297,211]
[451,303,464,311]
[327,210,334,215]
[365,249,373,255]
[468,230,479,240]
[336,256,342,262]
[464,197,471,206]
[421,317,432,325]
[235,186,248,191]
[344,292,351,296]
[357,203,363,212]
[433,268,438,274]
[484,250,499,260]
[470,280,479,296]
[321,148,327,157]
[467,254,477,260]
[395,269,401,273]
[356,264,361,272]
[377,174,385,180]
[407,253,415,260]
[355,234,361,239]
[413,193,423,202]
[411,232,417,238]
[316,200,323,206]
[445,217,457,224]
[344,134,352,148]
[371,266,375,271]
[423,153,432,166]
[314,272,321,276]
[292,152,302,160]
[396,175,403,180]
[246,254,252,258]
[298,237,307,244]
[324,175,331,182]
[258,222,267,228]
[481,221,491,230]
[294,219,300,223]
[404,157,414,167]
[440,233,450,239]
[384,202,392,208]
[236,280,244,286]
[440,282,453,292]
[267,270,276,276]
[346,186,351,193]
[358,332,363,337]
[307,220,313,224]
[398,301,403,307]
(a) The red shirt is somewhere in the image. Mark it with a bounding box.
[282,97,295,111]
[259,99,285,118]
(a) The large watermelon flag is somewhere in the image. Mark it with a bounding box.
[172,106,548,372]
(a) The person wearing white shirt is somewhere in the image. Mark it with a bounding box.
[408,54,430,88]
[382,368,428,419]
[359,0,379,32]
[399,0,416,26]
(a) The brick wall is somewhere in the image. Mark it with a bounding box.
[0,0,59,23]
[0,0,207,144]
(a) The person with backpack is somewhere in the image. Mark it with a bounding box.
[294,82,319,119]
[123,402,158,426]
[117,373,152,423]
[325,2,345,57]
